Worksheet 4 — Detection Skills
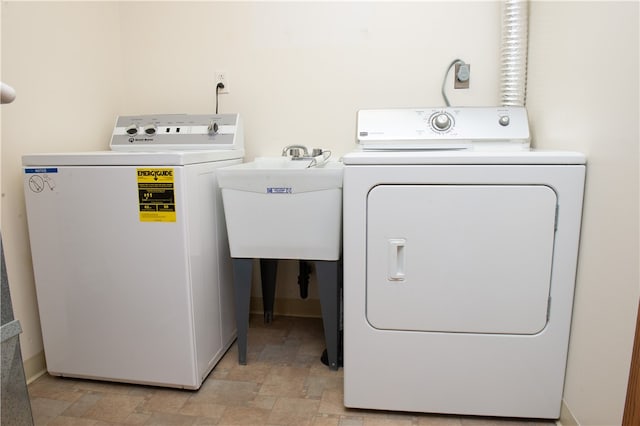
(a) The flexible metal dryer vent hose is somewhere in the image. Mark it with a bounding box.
[500,0,529,106]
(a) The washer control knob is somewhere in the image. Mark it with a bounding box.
[499,115,510,126]
[125,124,138,136]
[208,121,219,135]
[143,124,157,135]
[433,113,452,131]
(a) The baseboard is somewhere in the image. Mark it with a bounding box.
[250,297,322,318]
[558,399,579,426]
[23,350,47,384]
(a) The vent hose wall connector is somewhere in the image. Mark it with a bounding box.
[500,0,529,106]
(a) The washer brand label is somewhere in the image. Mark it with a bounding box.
[137,168,176,222]
[267,187,292,194]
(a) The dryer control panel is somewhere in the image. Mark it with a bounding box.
[110,114,244,151]
[357,107,530,151]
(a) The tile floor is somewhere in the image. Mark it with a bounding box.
[28,315,555,426]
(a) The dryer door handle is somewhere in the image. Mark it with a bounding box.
[388,238,406,281]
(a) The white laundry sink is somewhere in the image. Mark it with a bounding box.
[217,157,343,260]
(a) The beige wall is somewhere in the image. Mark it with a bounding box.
[115,1,501,154]
[1,2,638,425]
[527,2,639,425]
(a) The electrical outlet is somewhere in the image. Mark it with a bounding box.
[454,63,470,89]
[215,71,229,94]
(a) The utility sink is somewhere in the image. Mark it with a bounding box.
[217,156,344,260]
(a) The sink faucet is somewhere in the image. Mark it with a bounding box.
[282,145,309,158]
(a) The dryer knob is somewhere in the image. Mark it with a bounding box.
[433,113,452,131]
[499,115,510,126]
[208,121,219,135]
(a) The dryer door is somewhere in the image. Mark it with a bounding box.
[366,185,557,335]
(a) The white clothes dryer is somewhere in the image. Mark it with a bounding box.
[23,114,243,389]
[342,107,585,419]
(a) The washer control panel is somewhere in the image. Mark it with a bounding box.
[357,107,530,150]
[110,114,243,151]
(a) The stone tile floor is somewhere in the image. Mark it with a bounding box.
[28,315,555,425]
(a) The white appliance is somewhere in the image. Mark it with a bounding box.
[23,114,244,389]
[343,107,585,418]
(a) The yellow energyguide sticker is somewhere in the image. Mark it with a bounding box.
[137,168,176,222]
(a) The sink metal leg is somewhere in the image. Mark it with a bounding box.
[259,259,278,324]
[232,258,253,365]
[315,259,342,371]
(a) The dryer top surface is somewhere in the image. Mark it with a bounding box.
[342,150,586,166]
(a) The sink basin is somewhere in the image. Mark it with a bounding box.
[217,157,344,260]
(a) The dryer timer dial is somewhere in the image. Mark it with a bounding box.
[431,112,453,132]
[499,115,510,126]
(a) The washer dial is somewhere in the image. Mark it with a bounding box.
[143,124,157,135]
[125,124,138,136]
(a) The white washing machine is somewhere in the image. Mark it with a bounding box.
[343,107,585,419]
[23,114,244,389]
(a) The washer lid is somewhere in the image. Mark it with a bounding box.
[342,150,586,165]
[22,149,244,166]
